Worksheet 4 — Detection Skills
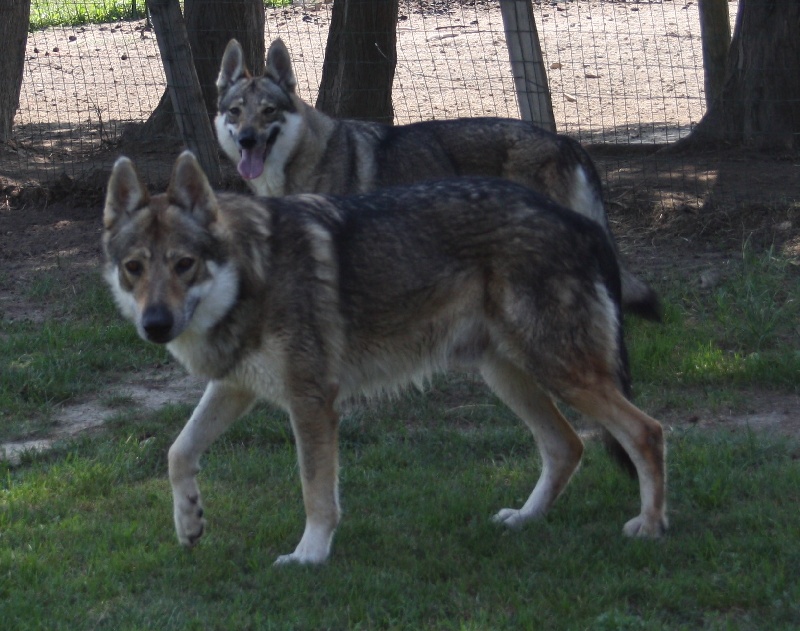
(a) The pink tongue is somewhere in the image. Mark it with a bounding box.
[238,149,265,180]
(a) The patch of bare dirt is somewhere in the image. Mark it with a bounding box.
[0,364,203,465]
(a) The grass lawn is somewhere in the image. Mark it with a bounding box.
[1,243,798,629]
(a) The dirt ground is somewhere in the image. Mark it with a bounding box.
[1,1,799,461]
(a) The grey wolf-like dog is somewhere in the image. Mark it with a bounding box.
[215,37,659,320]
[102,151,667,565]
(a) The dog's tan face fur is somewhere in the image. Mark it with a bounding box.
[103,156,238,347]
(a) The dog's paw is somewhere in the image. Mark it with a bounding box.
[174,493,206,546]
[273,549,329,566]
[623,513,668,539]
[492,508,528,530]
[273,525,333,566]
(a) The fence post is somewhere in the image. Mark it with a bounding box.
[147,0,221,184]
[500,0,556,132]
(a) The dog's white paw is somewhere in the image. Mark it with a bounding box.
[273,545,330,566]
[623,513,667,539]
[273,523,333,566]
[492,508,528,530]
[174,493,206,546]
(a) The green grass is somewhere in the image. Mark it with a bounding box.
[626,244,800,410]
[30,0,293,32]
[1,404,799,629]
[31,0,146,30]
[0,269,167,441]
[0,243,798,628]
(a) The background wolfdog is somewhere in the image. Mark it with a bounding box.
[215,38,660,321]
[102,151,667,565]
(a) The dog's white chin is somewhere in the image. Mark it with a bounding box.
[166,262,239,374]
[183,261,239,335]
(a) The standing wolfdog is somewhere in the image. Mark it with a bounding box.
[215,38,660,320]
[103,151,667,565]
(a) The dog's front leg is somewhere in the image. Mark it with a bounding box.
[168,380,255,546]
[275,392,340,565]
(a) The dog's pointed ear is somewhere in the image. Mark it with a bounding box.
[167,151,219,226]
[104,156,149,229]
[266,38,297,93]
[217,39,248,95]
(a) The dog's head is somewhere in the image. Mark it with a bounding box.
[215,38,302,182]
[102,152,238,345]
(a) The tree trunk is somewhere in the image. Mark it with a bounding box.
[148,0,221,183]
[185,0,265,117]
[0,0,31,141]
[316,0,398,123]
[679,0,800,151]
[133,0,265,139]
[698,0,731,108]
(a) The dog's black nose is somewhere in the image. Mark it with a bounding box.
[142,305,174,344]
[238,128,257,150]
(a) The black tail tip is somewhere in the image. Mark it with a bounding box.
[621,269,663,322]
[623,289,662,322]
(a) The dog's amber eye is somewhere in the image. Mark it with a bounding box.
[175,257,195,274]
[229,107,241,116]
[124,260,143,276]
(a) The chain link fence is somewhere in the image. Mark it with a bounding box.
[2,0,760,210]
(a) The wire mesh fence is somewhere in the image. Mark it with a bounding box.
[0,0,763,209]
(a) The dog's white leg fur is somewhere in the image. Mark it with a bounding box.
[274,394,341,565]
[480,355,585,529]
[168,380,255,546]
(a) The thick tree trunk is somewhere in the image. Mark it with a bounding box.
[185,0,265,117]
[698,0,731,108]
[679,0,800,151]
[148,0,221,183]
[316,0,398,123]
[0,0,31,141]
[133,0,265,139]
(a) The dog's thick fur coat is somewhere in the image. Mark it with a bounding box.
[103,152,667,565]
[215,38,660,320]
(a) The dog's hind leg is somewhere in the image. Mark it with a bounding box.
[168,380,256,546]
[480,354,584,530]
[275,388,341,565]
[566,384,667,538]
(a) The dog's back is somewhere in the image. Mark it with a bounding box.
[216,39,660,320]
[259,178,629,401]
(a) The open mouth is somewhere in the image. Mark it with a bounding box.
[237,126,281,180]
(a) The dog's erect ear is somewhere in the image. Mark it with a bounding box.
[167,151,219,226]
[217,39,248,95]
[104,156,149,229]
[266,38,297,93]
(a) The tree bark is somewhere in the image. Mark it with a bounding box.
[698,0,731,108]
[133,0,265,139]
[0,0,31,141]
[679,0,800,151]
[316,0,398,123]
[148,0,221,183]
[185,0,265,117]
